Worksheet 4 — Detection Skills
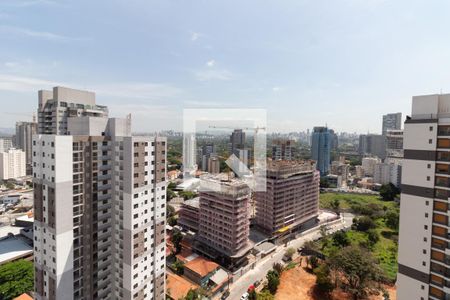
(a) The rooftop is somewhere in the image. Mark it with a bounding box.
[182,197,200,209]
[0,237,33,265]
[14,294,33,300]
[184,257,219,278]
[166,273,199,300]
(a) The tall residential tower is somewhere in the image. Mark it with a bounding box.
[398,94,450,300]
[33,87,166,300]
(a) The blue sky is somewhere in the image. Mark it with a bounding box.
[1,0,450,133]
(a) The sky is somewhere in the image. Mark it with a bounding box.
[1,0,450,134]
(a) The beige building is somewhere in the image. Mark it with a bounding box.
[207,156,220,174]
[361,156,381,177]
[195,174,251,267]
[0,148,26,180]
[255,160,320,238]
[33,87,166,300]
[397,93,450,300]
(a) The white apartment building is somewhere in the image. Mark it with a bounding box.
[33,87,166,300]
[0,148,26,180]
[398,93,450,300]
[373,162,390,185]
[361,156,381,177]
[0,138,13,153]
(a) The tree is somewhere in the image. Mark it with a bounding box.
[183,288,199,300]
[0,260,34,300]
[314,264,333,293]
[320,178,330,188]
[353,216,376,232]
[179,191,197,200]
[330,199,340,215]
[167,204,175,218]
[5,182,14,190]
[248,288,257,300]
[309,256,319,270]
[284,247,295,260]
[328,246,382,300]
[367,229,380,246]
[272,262,284,275]
[379,183,400,201]
[167,216,177,226]
[266,270,280,294]
[167,189,177,201]
[385,210,399,231]
[171,229,183,254]
[257,290,275,300]
[172,260,185,275]
[168,182,177,189]
[332,231,350,248]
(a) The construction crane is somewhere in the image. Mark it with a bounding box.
[208,125,266,135]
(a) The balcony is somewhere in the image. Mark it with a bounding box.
[439,126,450,136]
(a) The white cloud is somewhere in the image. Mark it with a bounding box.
[272,86,281,92]
[206,60,215,67]
[194,69,233,81]
[0,73,182,100]
[190,31,202,41]
[0,25,89,42]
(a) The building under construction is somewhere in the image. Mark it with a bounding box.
[255,160,320,240]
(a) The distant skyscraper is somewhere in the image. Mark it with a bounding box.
[207,156,220,174]
[311,127,331,175]
[200,143,215,171]
[359,134,386,159]
[33,86,166,300]
[385,129,404,187]
[0,138,13,153]
[183,133,197,176]
[382,112,402,135]
[328,129,339,150]
[272,139,294,160]
[0,148,26,180]
[229,129,249,169]
[15,120,37,174]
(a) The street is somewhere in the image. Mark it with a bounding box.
[226,214,354,300]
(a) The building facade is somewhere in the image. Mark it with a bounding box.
[385,129,404,187]
[0,148,26,180]
[195,175,251,267]
[359,134,386,159]
[361,157,381,177]
[272,140,294,161]
[397,94,450,300]
[311,127,331,175]
[255,160,320,237]
[33,86,166,300]
[0,138,13,153]
[382,112,402,135]
[15,121,38,174]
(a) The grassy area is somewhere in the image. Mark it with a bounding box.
[320,192,397,211]
[318,192,399,282]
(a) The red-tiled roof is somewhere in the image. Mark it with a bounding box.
[184,257,219,278]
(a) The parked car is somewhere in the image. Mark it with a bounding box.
[254,280,261,287]
[240,292,249,300]
[220,291,230,300]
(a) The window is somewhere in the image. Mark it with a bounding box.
[429,139,433,144]
[424,225,428,230]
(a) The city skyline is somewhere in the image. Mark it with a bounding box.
[1,0,450,133]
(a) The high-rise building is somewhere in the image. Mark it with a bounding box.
[255,160,319,238]
[361,157,381,177]
[397,94,450,300]
[0,137,13,153]
[195,174,251,267]
[230,129,249,169]
[359,134,386,159]
[207,156,220,174]
[385,129,404,187]
[33,86,166,300]
[183,133,197,176]
[328,129,339,150]
[200,143,215,171]
[382,112,402,135]
[311,127,331,175]
[0,148,26,180]
[15,121,37,174]
[373,162,390,185]
[272,139,294,161]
